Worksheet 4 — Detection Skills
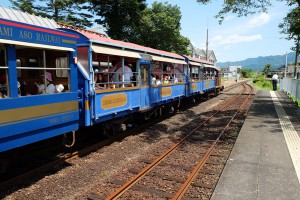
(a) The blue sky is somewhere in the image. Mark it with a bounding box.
[1,0,295,62]
[146,0,294,62]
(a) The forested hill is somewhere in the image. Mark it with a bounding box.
[217,52,297,71]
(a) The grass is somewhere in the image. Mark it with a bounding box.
[253,77,300,107]
[252,78,278,90]
[287,93,300,107]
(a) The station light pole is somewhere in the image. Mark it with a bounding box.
[284,51,288,78]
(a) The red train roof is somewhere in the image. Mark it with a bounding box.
[185,55,213,65]
[58,23,184,60]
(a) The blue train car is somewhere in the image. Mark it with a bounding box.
[60,25,190,131]
[185,56,222,97]
[0,8,79,152]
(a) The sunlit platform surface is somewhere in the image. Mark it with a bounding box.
[211,90,300,200]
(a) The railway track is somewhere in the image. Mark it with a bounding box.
[0,82,249,198]
[103,83,254,199]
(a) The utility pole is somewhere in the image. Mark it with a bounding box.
[227,62,229,81]
[206,28,208,61]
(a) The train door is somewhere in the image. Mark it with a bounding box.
[139,62,149,87]
[138,59,151,107]
[149,61,161,103]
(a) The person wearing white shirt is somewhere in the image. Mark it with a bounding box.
[272,73,278,91]
[36,72,55,94]
[116,65,133,84]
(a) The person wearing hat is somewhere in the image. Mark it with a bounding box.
[36,72,55,94]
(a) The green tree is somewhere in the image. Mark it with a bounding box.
[196,0,300,76]
[89,0,147,40]
[9,0,93,27]
[10,0,36,14]
[279,7,300,77]
[263,64,272,76]
[131,2,191,54]
[240,68,255,78]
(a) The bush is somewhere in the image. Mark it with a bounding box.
[253,79,273,90]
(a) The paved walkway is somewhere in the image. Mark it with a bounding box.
[211,90,300,200]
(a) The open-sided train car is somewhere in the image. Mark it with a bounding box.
[0,7,224,154]
[60,25,190,132]
[185,56,223,98]
[0,7,79,152]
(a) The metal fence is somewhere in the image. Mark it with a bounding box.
[280,78,300,100]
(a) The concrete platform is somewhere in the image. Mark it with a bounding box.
[211,90,300,200]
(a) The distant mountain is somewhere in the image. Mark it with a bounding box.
[217,52,297,71]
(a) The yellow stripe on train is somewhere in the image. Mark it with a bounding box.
[191,83,197,91]
[161,87,172,97]
[101,93,127,110]
[0,100,78,124]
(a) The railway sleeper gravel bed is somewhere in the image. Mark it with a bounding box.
[1,82,252,200]
[87,85,253,199]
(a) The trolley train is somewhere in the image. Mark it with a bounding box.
[0,7,223,154]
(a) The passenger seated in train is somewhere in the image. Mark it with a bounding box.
[163,74,169,84]
[36,72,55,94]
[109,59,134,88]
[173,75,178,83]
[109,60,121,88]
[151,74,156,85]
[0,73,7,98]
[0,80,22,98]
[115,61,133,86]
[17,81,21,96]
[0,85,6,98]
[155,75,162,85]
[94,70,106,89]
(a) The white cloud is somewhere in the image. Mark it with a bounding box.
[211,34,262,45]
[247,13,271,28]
[224,15,235,21]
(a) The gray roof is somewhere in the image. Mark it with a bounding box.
[0,5,59,29]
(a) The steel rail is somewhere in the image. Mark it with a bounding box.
[173,84,254,199]
[223,81,244,92]
[105,83,248,200]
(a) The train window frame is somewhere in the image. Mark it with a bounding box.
[16,48,71,95]
[0,46,8,98]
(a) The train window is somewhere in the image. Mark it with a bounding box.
[28,58,39,79]
[174,64,185,83]
[151,62,163,85]
[77,46,89,74]
[14,47,72,95]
